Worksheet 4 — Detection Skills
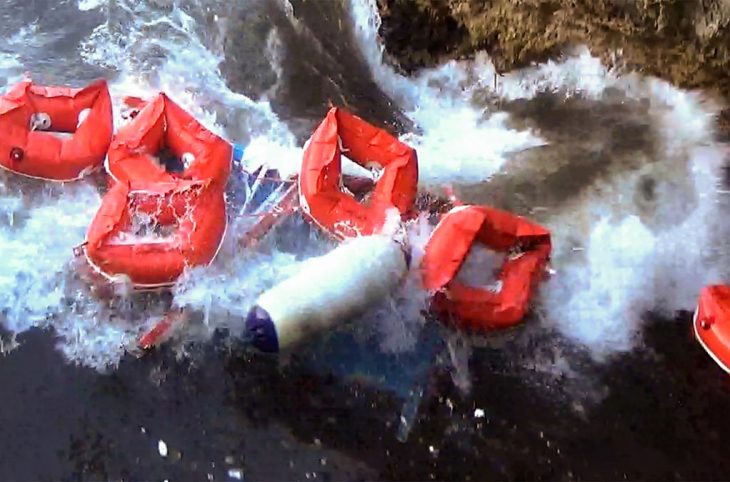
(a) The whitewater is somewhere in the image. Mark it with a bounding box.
[0,0,726,402]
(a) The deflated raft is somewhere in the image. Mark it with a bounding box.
[0,79,113,181]
[107,93,231,189]
[81,180,227,289]
[136,163,301,349]
[421,205,552,331]
[74,92,233,289]
[694,285,730,374]
[299,107,418,239]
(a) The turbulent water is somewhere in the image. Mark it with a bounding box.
[0,0,728,412]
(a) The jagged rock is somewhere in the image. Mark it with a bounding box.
[377,0,730,98]
[221,0,415,141]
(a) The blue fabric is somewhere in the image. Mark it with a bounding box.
[247,166,284,210]
[226,154,290,215]
[232,143,245,162]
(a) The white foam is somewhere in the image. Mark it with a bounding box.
[350,0,730,365]
[348,0,546,187]
[0,179,170,370]
[541,215,657,357]
[0,23,38,90]
[77,0,105,11]
[454,244,505,289]
[0,0,725,376]
[80,2,298,174]
[364,213,434,354]
[493,48,619,101]
[538,88,727,360]
[0,182,99,334]
[241,136,302,180]
[0,0,306,369]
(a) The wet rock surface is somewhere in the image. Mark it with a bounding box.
[377,0,730,99]
[222,0,414,142]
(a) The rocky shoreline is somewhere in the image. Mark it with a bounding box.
[376,0,730,103]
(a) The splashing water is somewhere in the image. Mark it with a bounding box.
[79,0,300,175]
[539,143,729,360]
[77,0,105,11]
[0,176,173,370]
[347,0,546,187]
[349,0,730,367]
[0,0,726,385]
[0,180,100,335]
[455,245,506,290]
[0,1,309,369]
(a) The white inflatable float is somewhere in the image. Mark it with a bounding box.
[244,234,411,352]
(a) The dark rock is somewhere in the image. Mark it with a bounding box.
[377,0,730,100]
[221,0,415,142]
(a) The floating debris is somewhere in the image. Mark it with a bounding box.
[474,408,485,418]
[429,445,440,458]
[227,468,243,480]
[158,440,168,457]
[397,387,423,443]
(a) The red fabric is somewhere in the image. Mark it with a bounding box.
[299,107,418,239]
[0,79,113,180]
[84,180,227,287]
[107,93,231,189]
[695,285,730,371]
[122,96,147,110]
[421,205,552,331]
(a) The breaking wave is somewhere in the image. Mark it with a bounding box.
[0,0,726,389]
[351,0,729,367]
